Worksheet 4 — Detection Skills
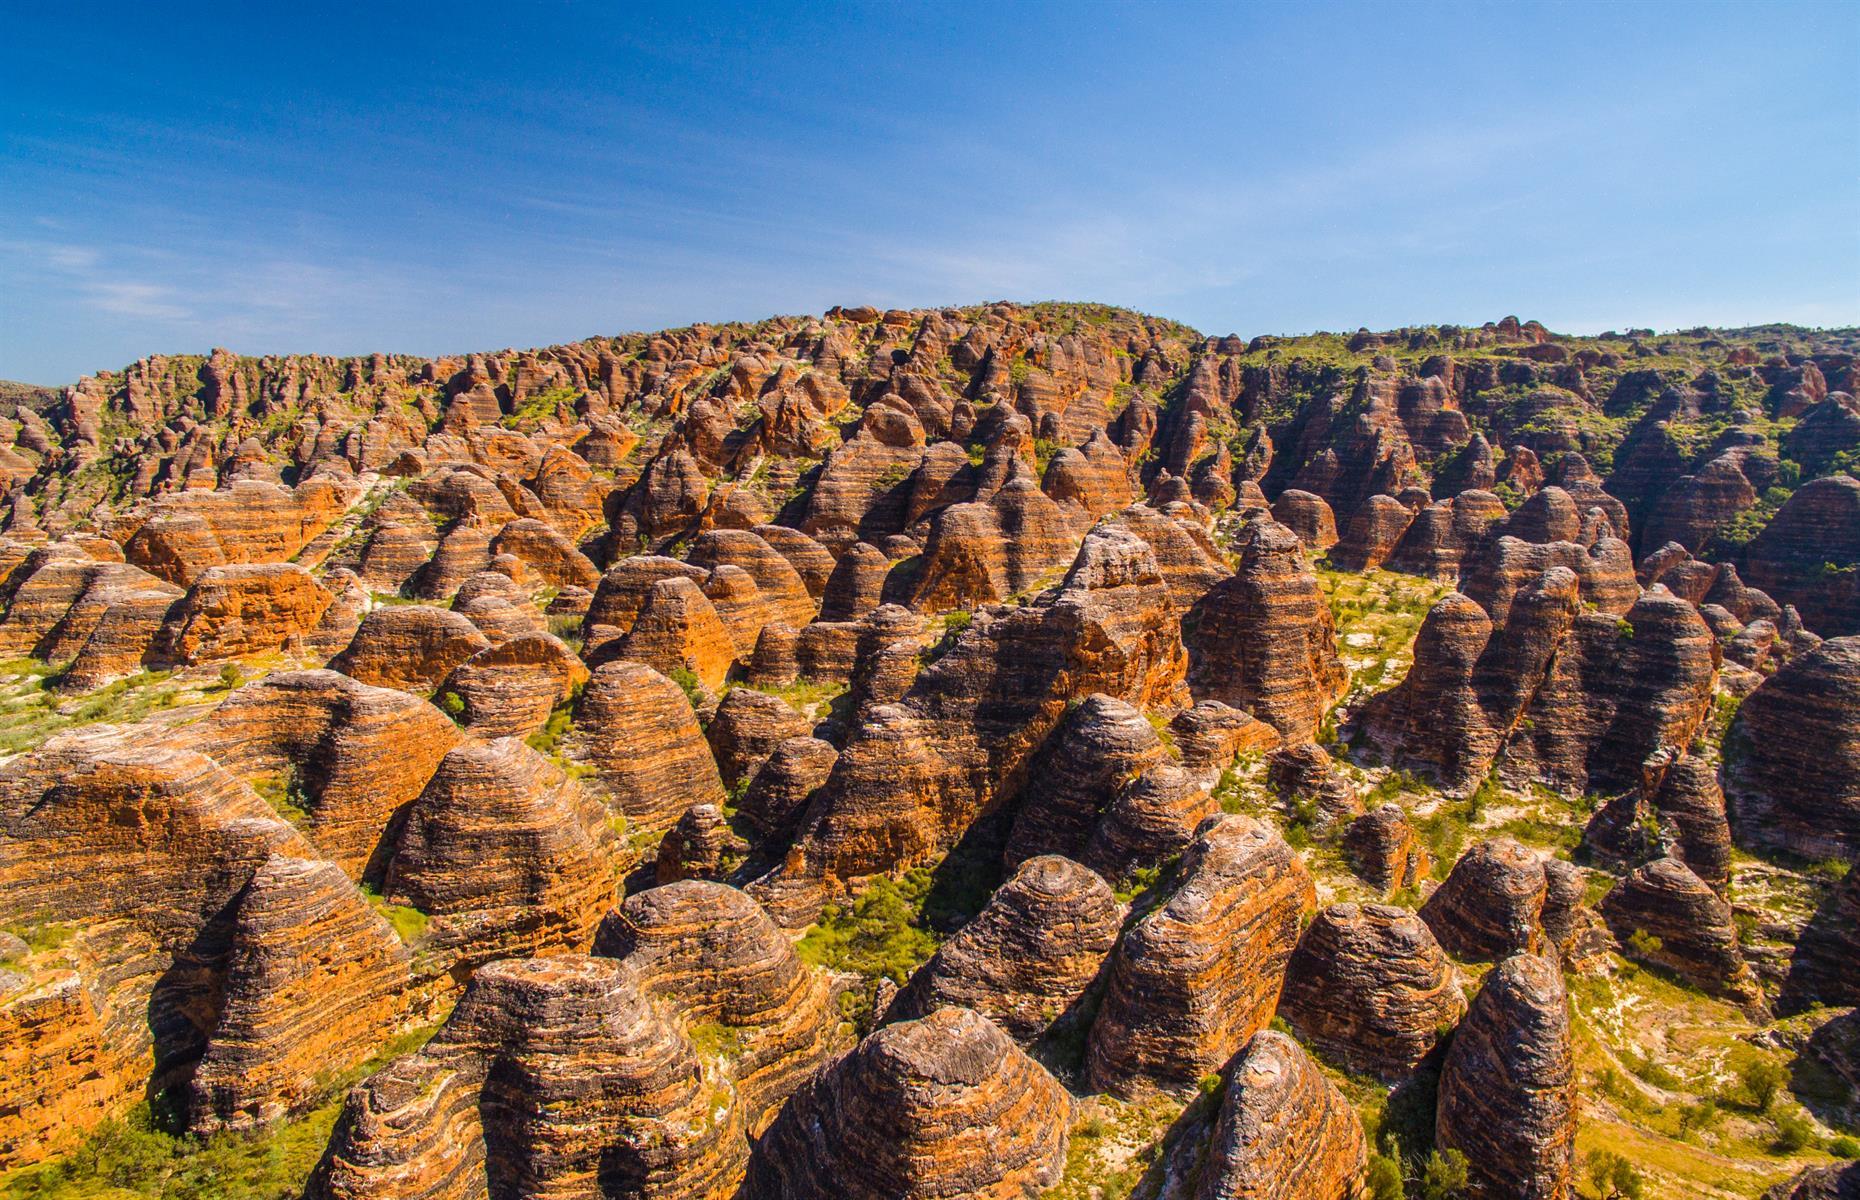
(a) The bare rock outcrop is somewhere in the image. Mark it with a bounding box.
[593,881,839,1128]
[752,523,1186,923]
[384,739,619,967]
[705,686,812,791]
[1194,1030,1369,1200]
[191,668,465,880]
[653,803,748,885]
[1436,954,1577,1200]
[1087,815,1314,1096]
[1419,837,1548,961]
[611,574,740,693]
[1724,636,1860,860]
[1600,856,1764,1008]
[1342,804,1429,893]
[1004,693,1169,865]
[310,955,743,1200]
[1278,902,1465,1078]
[743,1006,1072,1200]
[330,604,491,692]
[155,562,334,664]
[1266,742,1362,830]
[571,660,728,834]
[1741,475,1860,636]
[1185,518,1346,741]
[434,631,588,739]
[1361,572,1718,794]
[890,855,1122,1043]
[188,855,412,1133]
[1778,867,1860,1015]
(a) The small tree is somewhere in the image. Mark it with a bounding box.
[1420,1149,1470,1200]
[1366,1154,1406,1200]
[1741,1059,1788,1113]
[1586,1149,1645,1199]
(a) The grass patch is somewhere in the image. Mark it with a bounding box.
[250,771,311,829]
[0,665,200,758]
[359,884,428,944]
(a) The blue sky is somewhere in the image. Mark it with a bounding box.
[2,0,1856,384]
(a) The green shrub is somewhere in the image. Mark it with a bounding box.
[796,868,939,987]
[669,666,706,709]
[1740,1058,1788,1113]
[1419,1148,1469,1199]
[1625,928,1664,961]
[437,690,466,719]
[1367,1154,1406,1200]
[1830,1135,1860,1159]
[1770,1110,1813,1154]
[360,884,429,944]
[1585,1148,1645,1198]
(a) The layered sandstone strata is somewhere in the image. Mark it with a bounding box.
[1087,815,1314,1096]
[1723,636,1860,860]
[890,854,1122,1043]
[1194,1031,1369,1200]
[1436,954,1577,1200]
[570,660,729,833]
[310,955,744,1200]
[1185,518,1346,741]
[743,1006,1072,1199]
[1278,902,1465,1078]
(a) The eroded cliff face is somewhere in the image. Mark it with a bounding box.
[3,304,1854,1198]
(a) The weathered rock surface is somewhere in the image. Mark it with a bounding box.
[890,855,1122,1043]
[155,562,334,664]
[311,955,743,1200]
[653,803,748,884]
[1724,636,1860,860]
[191,668,465,880]
[434,631,588,739]
[1004,693,1169,865]
[188,855,412,1133]
[1342,804,1430,893]
[593,881,839,1128]
[1741,475,1860,636]
[1278,902,1465,1078]
[1600,856,1764,1007]
[1436,954,1576,1200]
[571,660,728,833]
[1266,741,1362,830]
[1420,837,1548,961]
[1087,815,1315,1096]
[752,522,1186,923]
[611,574,740,693]
[384,738,619,966]
[1185,518,1346,741]
[1194,1030,1369,1200]
[0,968,142,1169]
[743,1006,1072,1200]
[705,686,812,791]
[1361,572,1718,794]
[330,604,492,692]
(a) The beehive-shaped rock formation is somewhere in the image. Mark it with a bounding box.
[1436,954,1577,1200]
[742,1006,1072,1200]
[1278,902,1465,1079]
[1194,1030,1369,1200]
[890,855,1122,1043]
[1185,518,1345,741]
[1087,815,1314,1096]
